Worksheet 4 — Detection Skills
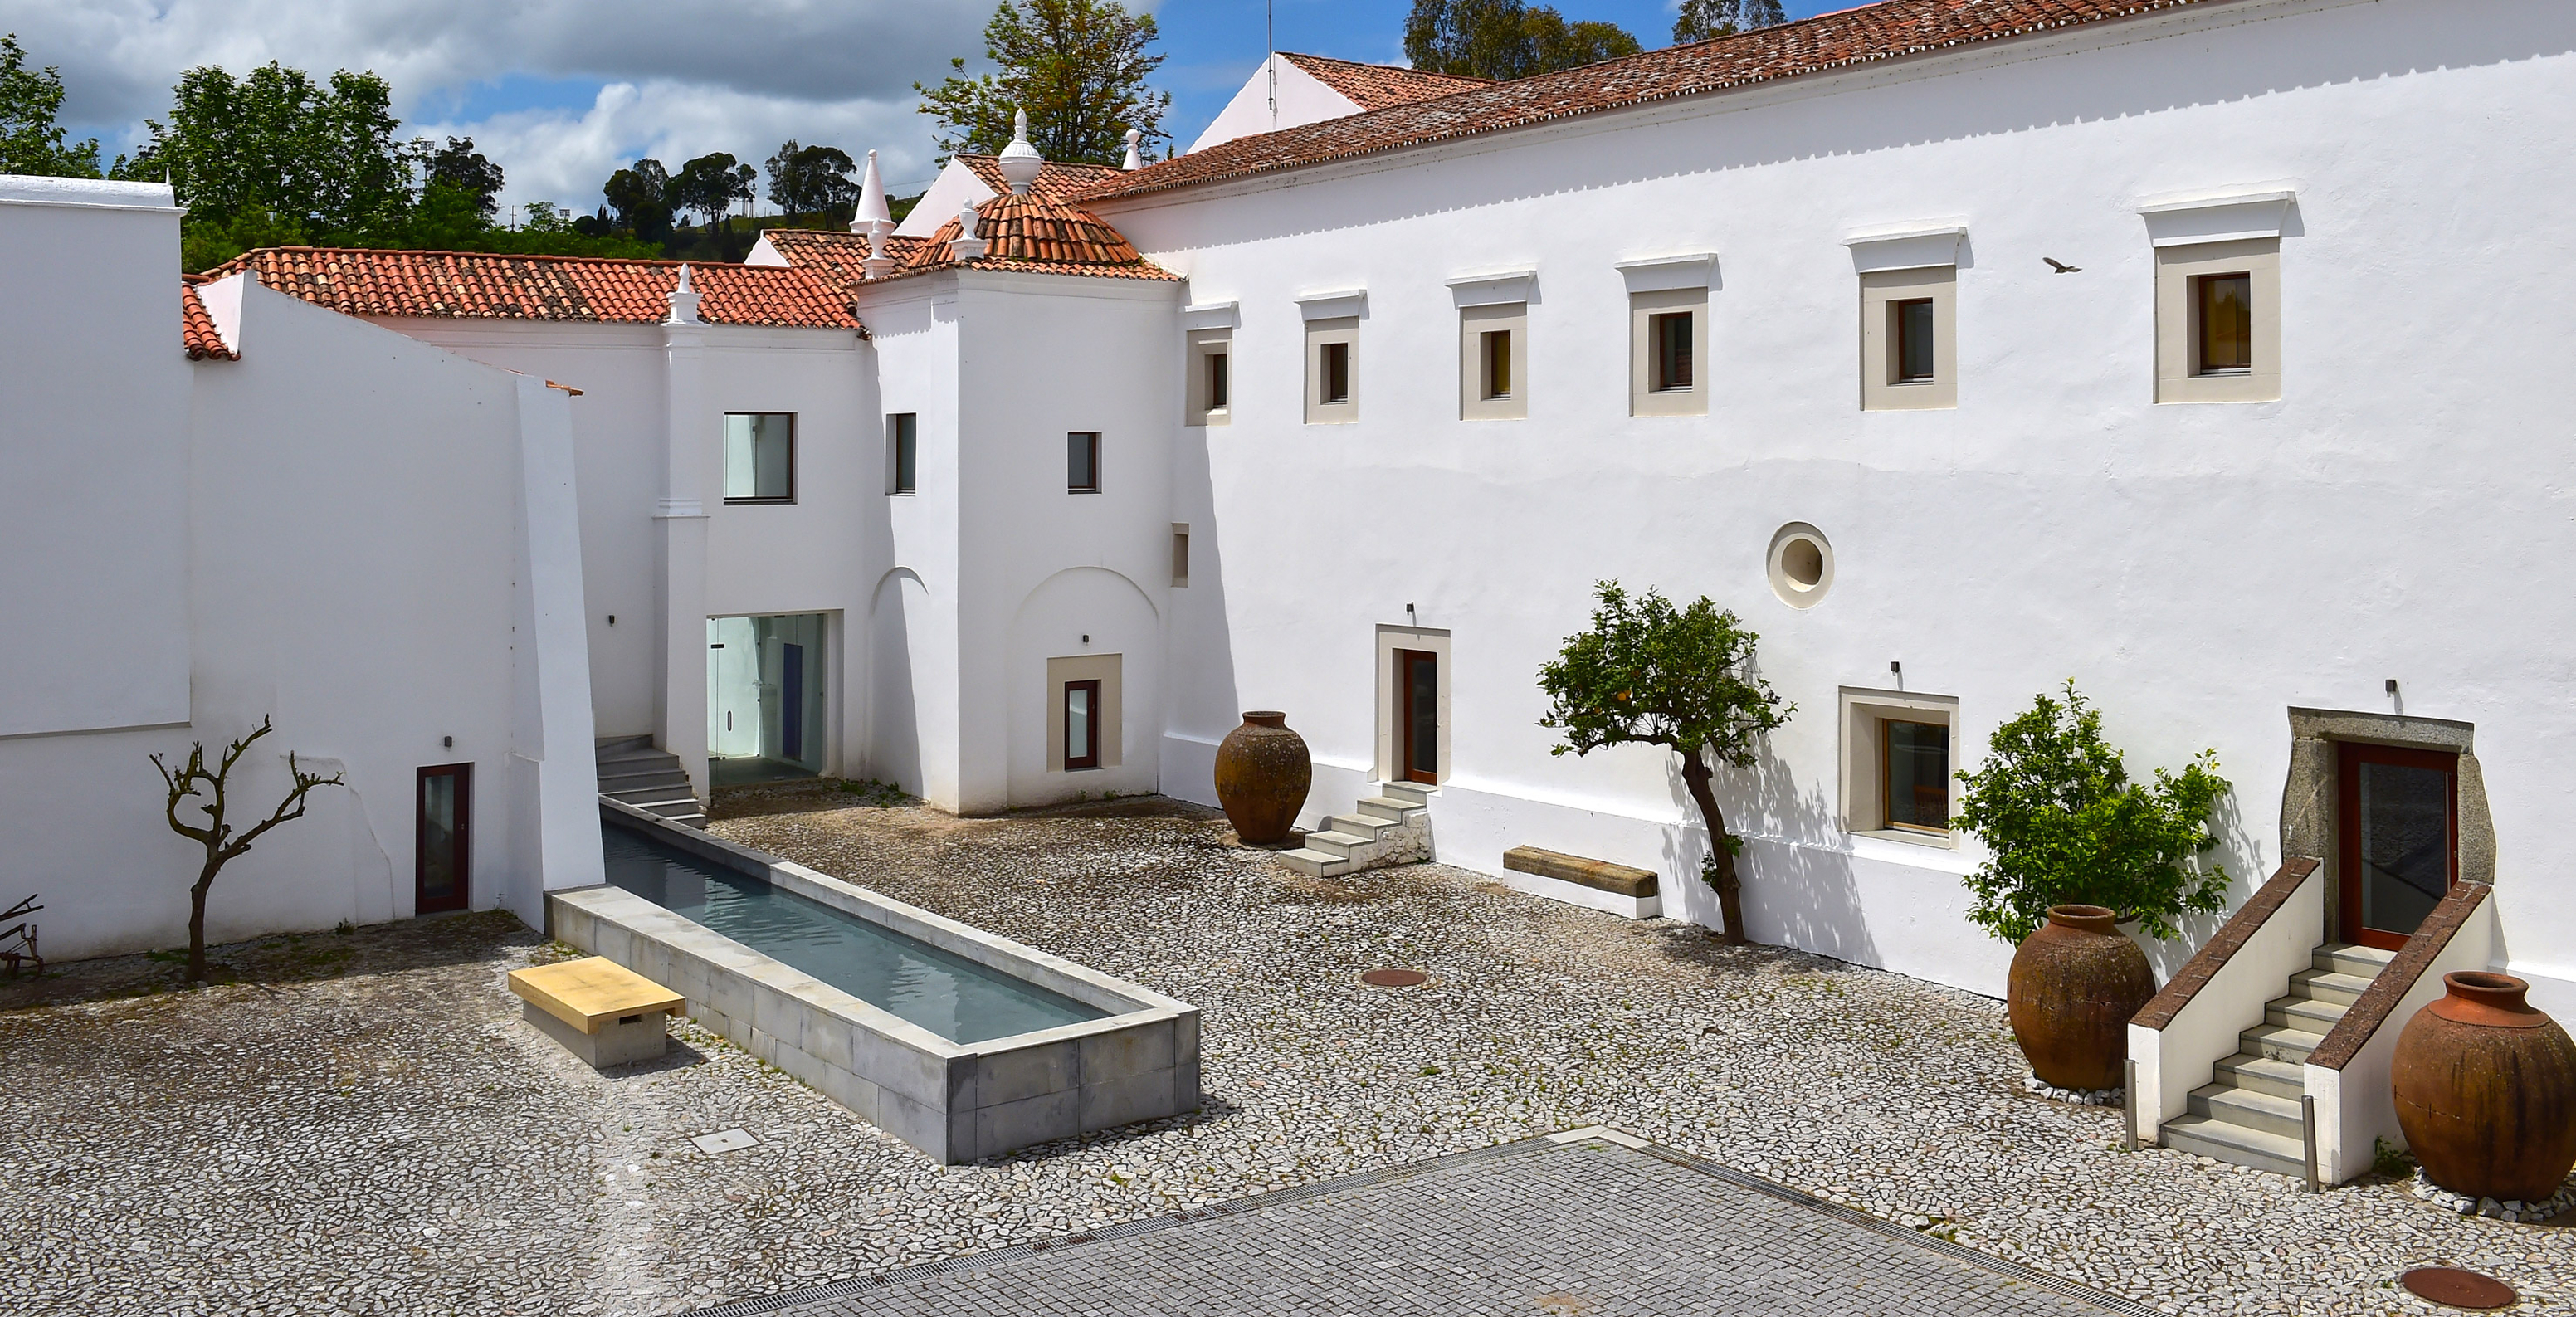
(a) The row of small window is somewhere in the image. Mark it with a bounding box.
[1184,238,2279,425]
[723,412,1107,504]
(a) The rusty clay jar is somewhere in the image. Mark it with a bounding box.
[1212,711,1311,846]
[2393,971,2576,1203]
[2007,905,2157,1092]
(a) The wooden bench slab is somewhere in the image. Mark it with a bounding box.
[508,957,683,1035]
[1503,846,1659,898]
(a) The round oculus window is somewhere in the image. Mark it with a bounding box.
[1766,523,1834,608]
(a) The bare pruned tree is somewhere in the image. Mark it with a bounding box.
[153,717,345,981]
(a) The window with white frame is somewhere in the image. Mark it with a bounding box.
[1305,317,1358,424]
[723,412,794,503]
[1859,267,1958,410]
[1627,290,1707,417]
[1188,329,1232,426]
[1839,688,1960,846]
[1459,303,1527,421]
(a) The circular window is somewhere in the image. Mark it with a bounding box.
[1766,523,1834,608]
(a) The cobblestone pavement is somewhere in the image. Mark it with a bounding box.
[751,1133,2140,1317]
[2,788,2569,1315]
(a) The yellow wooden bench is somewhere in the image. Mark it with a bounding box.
[508,956,684,1068]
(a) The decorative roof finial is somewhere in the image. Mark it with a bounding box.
[666,262,702,324]
[852,149,894,237]
[949,199,988,262]
[998,107,1043,195]
[1121,129,1143,172]
[861,224,895,280]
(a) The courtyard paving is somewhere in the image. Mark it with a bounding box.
[1,787,2567,1315]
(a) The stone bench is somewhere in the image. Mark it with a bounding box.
[508,956,684,1069]
[1501,846,1662,920]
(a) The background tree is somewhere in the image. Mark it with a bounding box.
[1405,0,1640,80]
[118,61,416,266]
[764,141,860,219]
[917,0,1170,165]
[153,718,344,982]
[1671,0,1788,44]
[0,34,101,177]
[424,135,505,221]
[1538,582,1791,944]
[603,158,675,242]
[669,152,754,227]
[1949,681,2232,944]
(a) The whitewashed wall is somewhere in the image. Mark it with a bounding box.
[1100,0,2576,1002]
[1186,55,1368,154]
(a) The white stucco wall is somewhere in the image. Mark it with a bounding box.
[1099,0,2576,1000]
[1186,55,1367,155]
[896,160,1000,241]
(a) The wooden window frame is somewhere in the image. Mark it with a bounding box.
[1063,679,1104,771]
[416,763,472,915]
[2336,740,2460,951]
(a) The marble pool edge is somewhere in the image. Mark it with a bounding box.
[548,801,1203,1163]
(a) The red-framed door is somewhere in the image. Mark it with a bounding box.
[417,763,471,915]
[2335,741,2457,951]
[1398,649,1437,785]
[1064,680,1102,771]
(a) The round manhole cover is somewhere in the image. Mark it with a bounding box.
[1360,968,1427,988]
[2401,1268,2517,1310]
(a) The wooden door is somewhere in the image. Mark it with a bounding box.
[417,763,471,915]
[1398,650,1437,784]
[1064,679,1102,771]
[2337,741,2457,950]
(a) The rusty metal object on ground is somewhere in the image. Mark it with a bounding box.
[2399,1267,2517,1310]
[1213,710,1311,846]
[2392,971,2576,1204]
[2006,905,2157,1092]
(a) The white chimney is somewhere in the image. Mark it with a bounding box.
[1121,129,1143,172]
[851,149,894,237]
[997,109,1043,196]
[948,200,988,262]
[861,225,895,280]
[665,262,702,324]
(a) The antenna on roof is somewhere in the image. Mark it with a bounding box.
[1266,0,1278,130]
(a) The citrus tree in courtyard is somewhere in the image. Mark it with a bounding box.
[1538,582,1790,944]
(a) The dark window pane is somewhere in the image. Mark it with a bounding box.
[890,413,916,494]
[2358,760,2449,937]
[1482,329,1511,398]
[1408,656,1437,776]
[1895,299,1935,383]
[1067,432,1100,491]
[1320,341,1349,404]
[1208,352,1229,410]
[1884,719,1949,831]
[724,413,794,501]
[2196,273,2252,374]
[1652,312,1692,392]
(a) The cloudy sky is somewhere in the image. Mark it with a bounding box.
[5,0,1834,212]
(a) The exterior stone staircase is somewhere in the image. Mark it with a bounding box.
[1276,781,1433,878]
[2160,942,2393,1175]
[595,735,705,827]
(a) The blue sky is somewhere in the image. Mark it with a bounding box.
[7,0,1841,210]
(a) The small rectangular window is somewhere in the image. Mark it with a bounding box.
[1892,299,1936,383]
[1067,432,1100,493]
[1882,719,1950,833]
[1319,341,1350,404]
[1170,524,1189,588]
[1651,312,1693,393]
[1064,679,1102,770]
[723,413,794,503]
[1208,352,1230,410]
[2193,272,2252,375]
[1480,329,1512,399]
[886,412,916,495]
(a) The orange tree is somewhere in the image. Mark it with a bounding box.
[1538,581,1790,943]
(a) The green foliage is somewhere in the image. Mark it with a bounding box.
[1671,0,1787,45]
[0,34,100,178]
[764,141,859,220]
[603,157,675,242]
[1537,581,1789,769]
[119,61,417,257]
[1949,681,2232,944]
[1405,0,1642,80]
[669,152,756,227]
[916,0,1171,165]
[423,136,504,221]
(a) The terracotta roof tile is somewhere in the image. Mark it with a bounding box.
[759,229,934,295]
[204,247,866,331]
[954,155,1130,205]
[1088,0,2224,202]
[180,281,237,360]
[1278,52,1490,111]
[888,194,1181,283]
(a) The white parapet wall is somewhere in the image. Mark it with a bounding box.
[2130,859,2325,1145]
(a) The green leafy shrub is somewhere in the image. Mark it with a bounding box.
[1949,681,2230,943]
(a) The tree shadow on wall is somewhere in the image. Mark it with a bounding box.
[1651,724,1878,975]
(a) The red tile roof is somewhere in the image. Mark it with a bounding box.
[204,247,866,330]
[1279,52,1490,111]
[954,154,1130,205]
[890,194,1180,283]
[1087,0,2223,202]
[757,228,934,295]
[180,281,237,360]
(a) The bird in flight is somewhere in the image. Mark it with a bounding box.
[2043,257,2081,273]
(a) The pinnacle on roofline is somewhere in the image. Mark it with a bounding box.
[998,108,1043,195]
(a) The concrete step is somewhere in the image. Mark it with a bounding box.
[598,763,692,789]
[604,782,696,805]
[2213,1052,2308,1101]
[2315,943,2394,978]
[2267,993,2349,1032]
[1379,780,1436,807]
[2163,1114,2307,1179]
[2240,1022,2325,1065]
[598,749,681,771]
[2286,968,2376,1007]
[1325,813,1395,840]
[1355,796,1424,824]
[2190,1082,2305,1140]
[595,734,656,754]
[1276,847,1350,878]
[1302,829,1376,861]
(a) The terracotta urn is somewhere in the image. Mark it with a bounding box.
[1212,711,1310,846]
[2007,904,2156,1092]
[2392,972,2576,1203]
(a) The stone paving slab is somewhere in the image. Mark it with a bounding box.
[721,1131,2152,1317]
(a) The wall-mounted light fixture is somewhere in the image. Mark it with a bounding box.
[2385,678,2398,695]
[1890,661,1902,676]
[1081,634,1090,645]
[443,735,454,749]
[607,614,616,626]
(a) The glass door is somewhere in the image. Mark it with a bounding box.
[1064,680,1101,770]
[2336,742,2456,950]
[417,763,471,915]
[1398,650,1438,784]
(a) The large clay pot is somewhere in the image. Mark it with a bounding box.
[2393,972,2576,1203]
[1212,711,1310,845]
[2007,904,2156,1091]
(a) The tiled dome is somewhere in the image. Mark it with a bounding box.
[904,193,1159,275]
